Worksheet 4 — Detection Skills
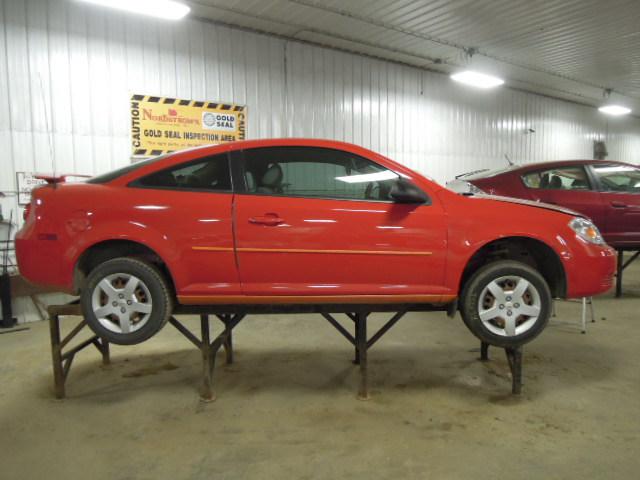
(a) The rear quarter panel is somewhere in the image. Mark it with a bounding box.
[17,182,239,295]
[23,183,186,292]
[60,184,240,295]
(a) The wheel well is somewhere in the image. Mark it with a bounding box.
[460,237,567,298]
[73,240,176,295]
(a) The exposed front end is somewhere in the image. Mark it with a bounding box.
[561,217,616,298]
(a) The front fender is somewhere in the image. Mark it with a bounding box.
[446,230,571,292]
[437,190,576,295]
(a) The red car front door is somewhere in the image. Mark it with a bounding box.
[233,146,449,300]
[520,165,607,228]
[590,163,640,248]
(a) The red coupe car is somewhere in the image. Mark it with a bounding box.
[16,139,616,347]
[448,160,640,249]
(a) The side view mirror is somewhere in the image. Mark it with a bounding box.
[389,178,430,204]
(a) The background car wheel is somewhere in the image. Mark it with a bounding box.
[80,257,173,345]
[460,260,551,347]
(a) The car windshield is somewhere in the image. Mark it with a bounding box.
[87,155,169,184]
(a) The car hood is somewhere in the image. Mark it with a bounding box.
[471,194,581,217]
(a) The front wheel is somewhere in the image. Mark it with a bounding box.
[80,257,173,345]
[460,260,552,347]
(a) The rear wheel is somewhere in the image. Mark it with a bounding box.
[460,260,551,347]
[80,257,173,345]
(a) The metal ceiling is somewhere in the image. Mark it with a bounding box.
[186,0,640,113]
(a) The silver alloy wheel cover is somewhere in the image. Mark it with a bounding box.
[91,273,153,334]
[477,275,542,337]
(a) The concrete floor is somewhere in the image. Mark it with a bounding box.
[2,264,640,480]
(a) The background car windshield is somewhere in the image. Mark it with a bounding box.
[592,164,640,193]
[522,166,591,190]
[243,147,400,201]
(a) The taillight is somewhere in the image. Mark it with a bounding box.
[23,203,31,221]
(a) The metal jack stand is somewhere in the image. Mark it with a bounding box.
[580,297,595,334]
[479,341,523,394]
[551,297,595,333]
[168,313,245,401]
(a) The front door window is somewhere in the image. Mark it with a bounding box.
[242,146,407,202]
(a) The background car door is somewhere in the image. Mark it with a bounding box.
[233,146,449,299]
[128,153,241,296]
[521,165,606,228]
[590,163,640,247]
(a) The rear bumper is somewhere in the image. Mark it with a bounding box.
[565,243,616,298]
[15,232,72,293]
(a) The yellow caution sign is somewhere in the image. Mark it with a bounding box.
[130,94,247,156]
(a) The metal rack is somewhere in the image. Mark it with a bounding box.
[0,214,17,329]
[47,301,527,400]
[616,248,640,297]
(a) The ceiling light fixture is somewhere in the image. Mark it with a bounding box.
[598,105,632,116]
[451,70,504,89]
[75,0,190,20]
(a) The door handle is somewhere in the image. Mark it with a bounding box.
[611,201,627,208]
[248,213,284,226]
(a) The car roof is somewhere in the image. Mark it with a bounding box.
[518,159,636,171]
[109,138,434,188]
[154,138,398,168]
[465,159,637,180]
[171,138,376,155]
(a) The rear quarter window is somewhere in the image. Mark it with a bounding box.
[522,166,591,190]
[87,156,168,184]
[131,153,231,192]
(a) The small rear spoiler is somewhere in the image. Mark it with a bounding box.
[35,174,91,185]
[454,168,489,179]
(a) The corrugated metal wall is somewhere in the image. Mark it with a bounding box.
[2,0,640,321]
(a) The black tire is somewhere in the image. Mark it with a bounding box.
[459,260,551,347]
[80,257,173,345]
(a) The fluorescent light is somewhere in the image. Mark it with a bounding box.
[76,0,190,20]
[451,70,504,89]
[598,104,632,116]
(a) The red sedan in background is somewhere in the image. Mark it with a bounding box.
[16,139,616,347]
[448,160,640,249]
